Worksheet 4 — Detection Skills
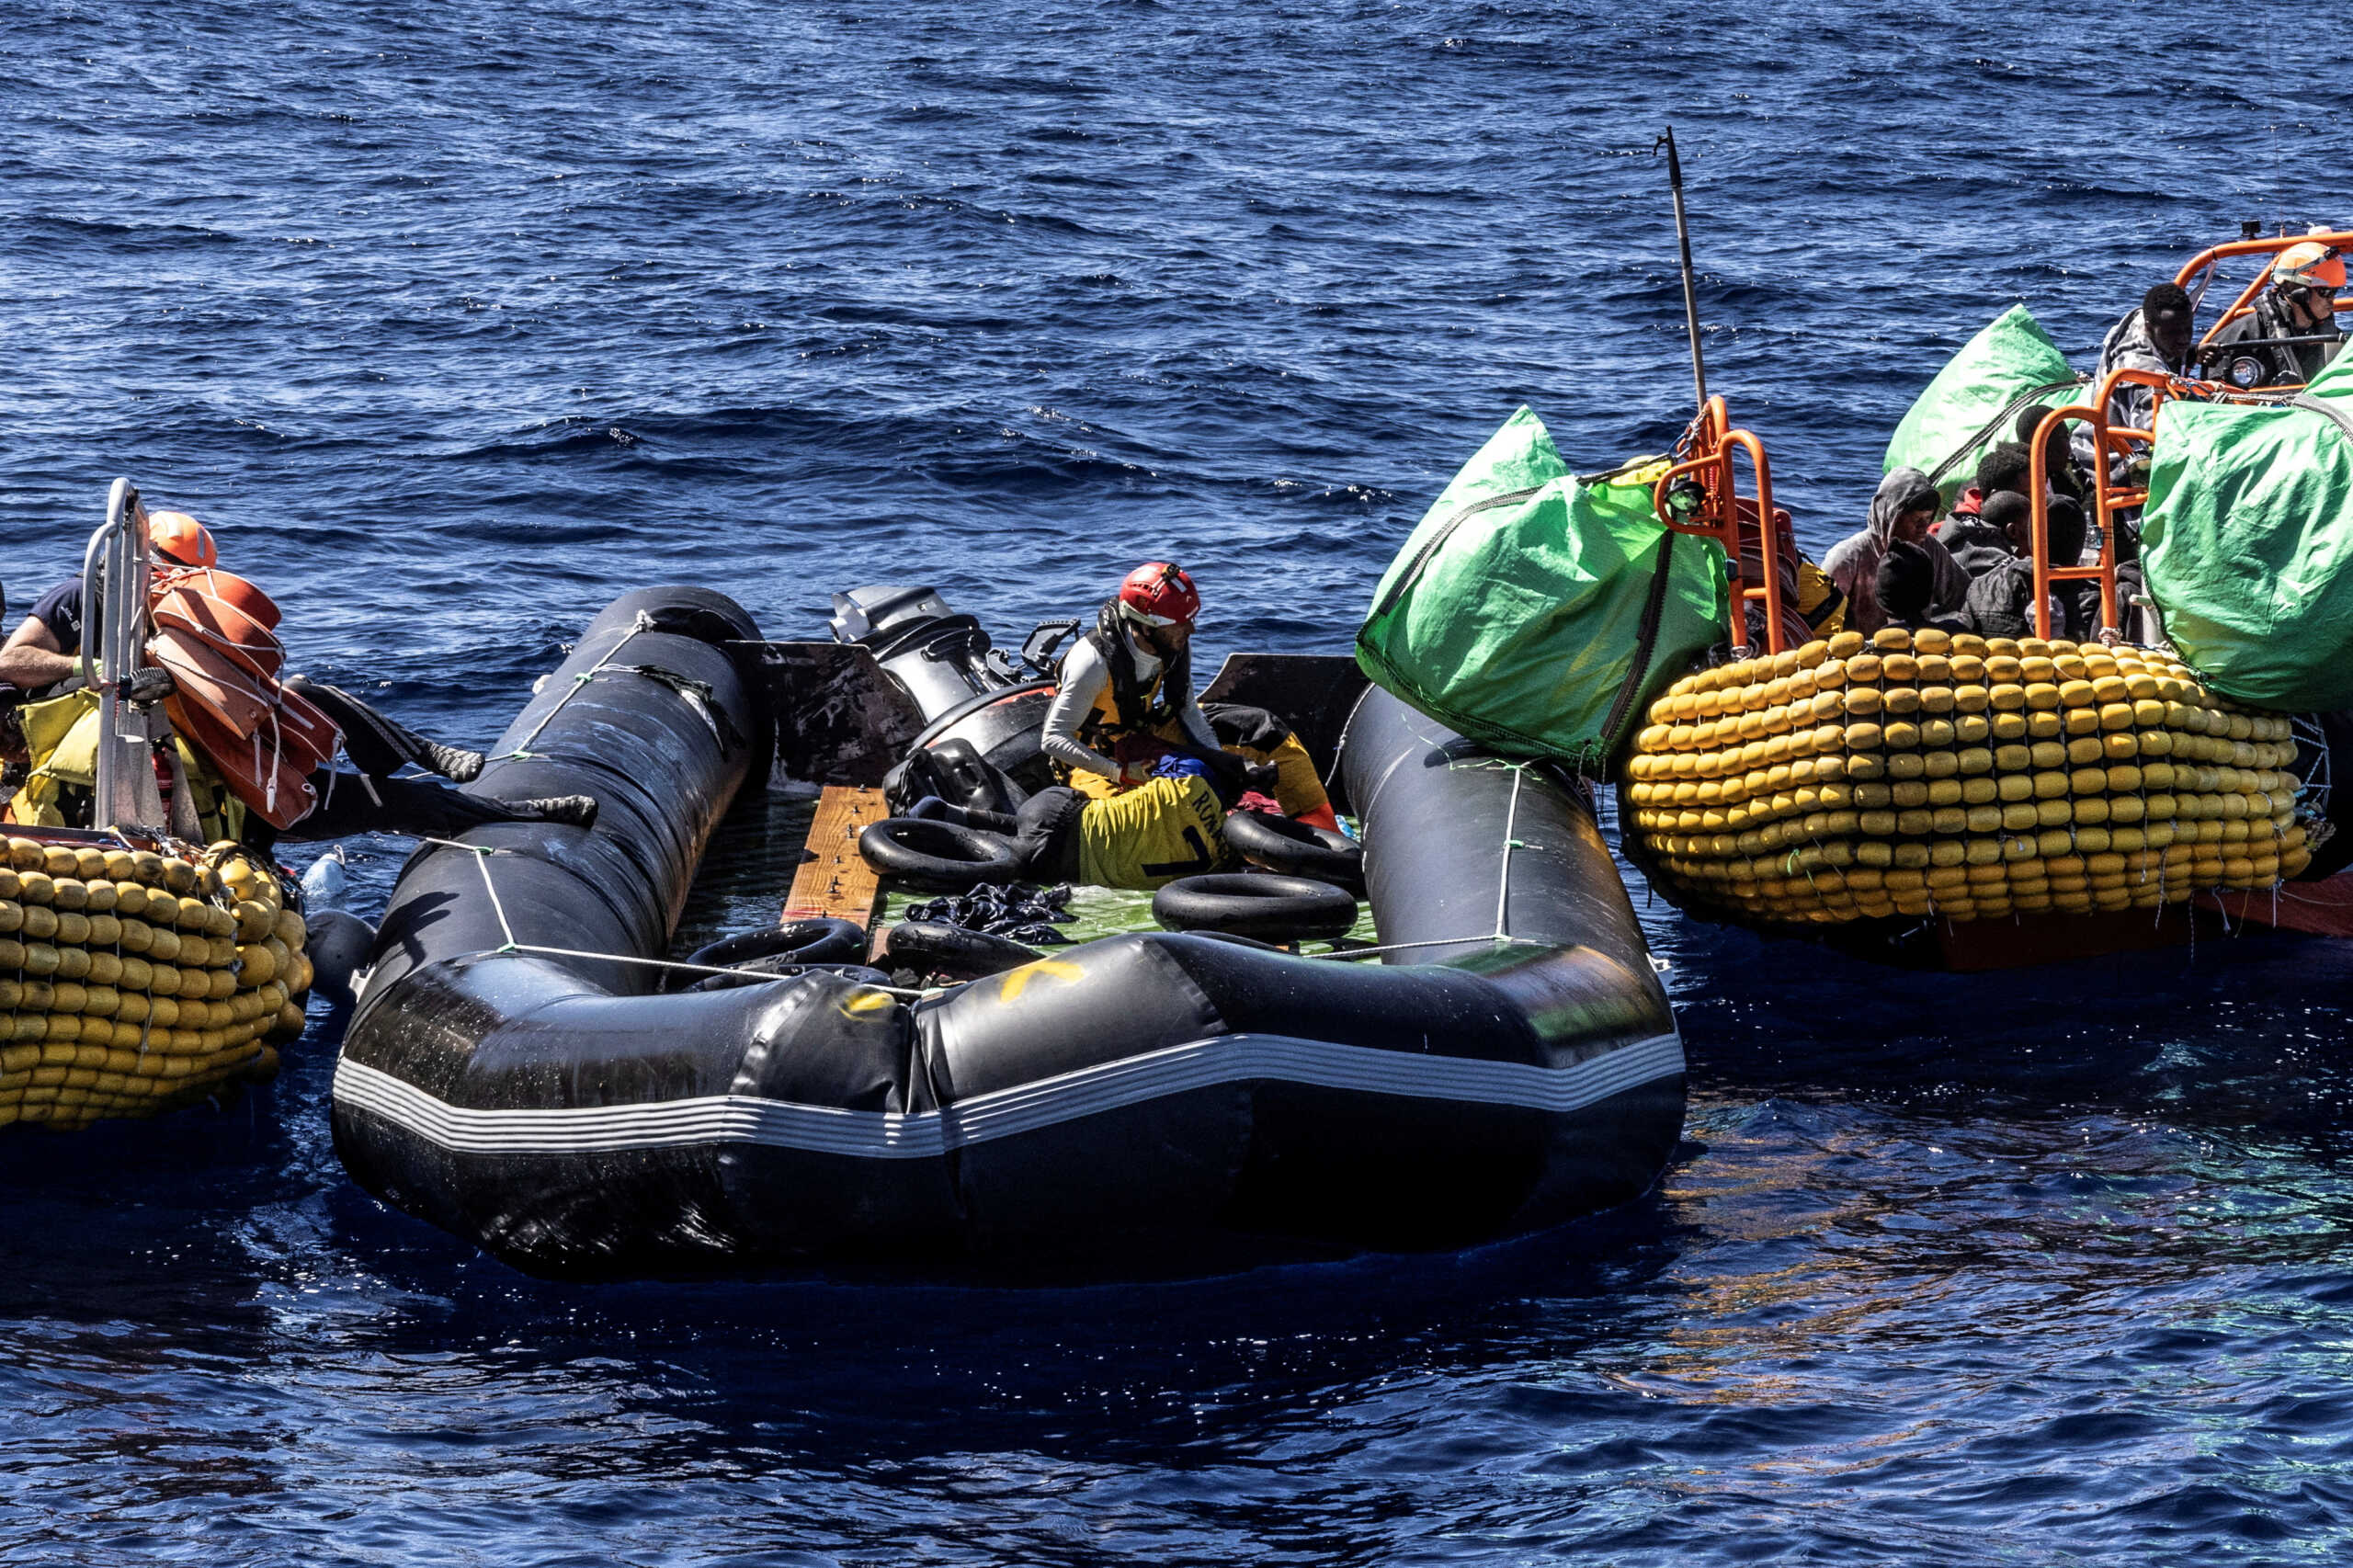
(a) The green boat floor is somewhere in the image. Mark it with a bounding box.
[881,883,1379,948]
[675,789,1378,962]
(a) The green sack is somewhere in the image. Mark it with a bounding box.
[2141,354,2353,710]
[1355,406,1730,772]
[1884,303,2084,507]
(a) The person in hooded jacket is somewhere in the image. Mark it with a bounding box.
[2206,241,2345,388]
[1822,468,1971,636]
[2078,281,2198,461]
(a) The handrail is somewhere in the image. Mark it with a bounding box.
[2178,229,2353,355]
[80,479,164,834]
[1650,395,1793,654]
[2026,367,2288,640]
[83,481,131,819]
[78,480,128,692]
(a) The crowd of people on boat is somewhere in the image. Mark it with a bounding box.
[1800,239,2345,648]
[4,239,2336,890]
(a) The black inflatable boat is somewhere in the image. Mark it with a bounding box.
[332,586,1684,1278]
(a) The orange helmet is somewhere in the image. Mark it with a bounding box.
[2276,241,2347,294]
[148,510,218,569]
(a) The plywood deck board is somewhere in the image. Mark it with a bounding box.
[783,785,887,926]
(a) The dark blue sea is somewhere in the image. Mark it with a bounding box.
[6,2,2353,1562]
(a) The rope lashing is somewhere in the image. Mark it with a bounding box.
[415,838,937,998]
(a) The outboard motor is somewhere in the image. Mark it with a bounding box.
[827,585,1008,717]
[830,585,1077,803]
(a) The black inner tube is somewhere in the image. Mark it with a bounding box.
[665,918,870,991]
[1222,810,1364,893]
[858,816,1025,892]
[881,920,1047,980]
[1153,872,1359,942]
[687,958,894,993]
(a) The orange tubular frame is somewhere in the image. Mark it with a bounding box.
[1651,395,1793,654]
[2027,366,2280,640]
[2178,229,2353,360]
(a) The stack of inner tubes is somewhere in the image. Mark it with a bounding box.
[1152,809,1366,942]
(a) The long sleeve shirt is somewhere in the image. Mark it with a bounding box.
[1039,628,1218,781]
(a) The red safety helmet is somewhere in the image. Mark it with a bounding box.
[148,509,218,569]
[1117,562,1199,628]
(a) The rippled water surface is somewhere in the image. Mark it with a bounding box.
[5,2,2353,1562]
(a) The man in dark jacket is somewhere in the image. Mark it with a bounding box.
[2206,241,2346,388]
[1937,444,2034,580]
[2072,282,2198,480]
[1965,492,2092,641]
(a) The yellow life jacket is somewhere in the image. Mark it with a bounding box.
[1797,558,1849,637]
[1218,729,1330,822]
[1061,611,1195,786]
[1075,774,1237,891]
[7,688,245,843]
[1062,662,1198,798]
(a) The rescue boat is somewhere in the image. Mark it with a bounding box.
[1612,227,2352,969]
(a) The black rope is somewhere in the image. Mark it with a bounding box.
[1594,528,1681,777]
[1927,376,2090,489]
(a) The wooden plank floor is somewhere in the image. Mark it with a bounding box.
[782,785,887,928]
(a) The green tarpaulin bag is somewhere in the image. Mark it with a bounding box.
[1355,405,1730,773]
[1885,303,2084,507]
[2141,354,2353,710]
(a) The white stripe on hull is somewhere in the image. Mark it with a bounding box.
[334,1031,1686,1160]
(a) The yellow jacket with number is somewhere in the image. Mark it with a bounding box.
[1075,774,1238,891]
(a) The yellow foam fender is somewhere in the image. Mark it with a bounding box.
[0,838,306,1131]
[1622,629,2307,926]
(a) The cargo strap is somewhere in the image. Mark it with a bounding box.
[1928,375,2090,490]
[1309,756,1550,963]
[1592,528,1680,774]
[2290,392,2353,446]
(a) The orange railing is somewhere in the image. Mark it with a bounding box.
[2177,229,2352,374]
[1651,395,1794,654]
[2009,229,2348,638]
[2026,366,2287,639]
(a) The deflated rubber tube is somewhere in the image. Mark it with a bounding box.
[332,612,1686,1278]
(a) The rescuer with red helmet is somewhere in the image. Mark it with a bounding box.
[0,512,221,696]
[1039,562,1219,798]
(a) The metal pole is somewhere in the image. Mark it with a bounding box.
[87,480,131,824]
[1660,126,1708,415]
